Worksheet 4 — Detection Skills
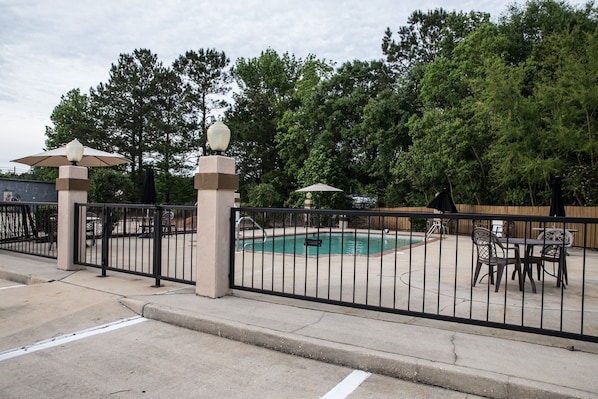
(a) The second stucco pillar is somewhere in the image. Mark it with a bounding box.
[55,165,89,271]
[194,156,238,298]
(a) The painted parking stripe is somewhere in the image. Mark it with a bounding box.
[0,284,26,291]
[0,316,147,361]
[321,370,372,399]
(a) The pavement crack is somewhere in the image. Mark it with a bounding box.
[450,332,458,365]
[291,311,326,334]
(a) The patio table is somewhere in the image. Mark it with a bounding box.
[499,237,565,293]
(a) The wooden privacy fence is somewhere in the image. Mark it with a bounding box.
[373,205,598,249]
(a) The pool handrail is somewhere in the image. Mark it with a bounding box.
[236,216,267,250]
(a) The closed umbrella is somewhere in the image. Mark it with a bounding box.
[140,167,157,238]
[12,146,130,167]
[549,176,565,217]
[141,167,157,204]
[425,189,457,238]
[427,189,457,213]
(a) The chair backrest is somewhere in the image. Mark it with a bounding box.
[472,226,509,263]
[162,211,175,223]
[537,230,566,258]
[472,227,497,263]
[85,212,98,234]
[491,220,504,237]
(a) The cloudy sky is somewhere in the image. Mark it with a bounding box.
[0,0,586,173]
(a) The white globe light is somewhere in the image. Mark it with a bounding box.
[65,139,84,165]
[207,121,231,154]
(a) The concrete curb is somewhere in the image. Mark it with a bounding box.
[0,269,52,285]
[118,298,590,399]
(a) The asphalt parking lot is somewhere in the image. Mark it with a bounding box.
[0,277,483,398]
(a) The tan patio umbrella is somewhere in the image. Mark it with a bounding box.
[296,182,343,210]
[296,183,343,193]
[12,145,130,167]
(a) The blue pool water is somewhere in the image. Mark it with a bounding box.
[238,232,421,256]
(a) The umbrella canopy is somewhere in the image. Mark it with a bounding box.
[549,176,565,217]
[12,145,130,167]
[427,189,458,213]
[142,167,157,204]
[296,183,343,192]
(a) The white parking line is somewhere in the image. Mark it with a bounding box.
[0,284,26,291]
[321,370,372,399]
[0,316,147,361]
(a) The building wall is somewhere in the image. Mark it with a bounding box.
[0,178,57,202]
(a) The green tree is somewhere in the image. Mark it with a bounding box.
[382,8,489,73]
[88,168,134,203]
[90,49,183,201]
[396,1,598,206]
[275,55,334,185]
[36,88,101,183]
[45,88,101,150]
[150,67,194,203]
[226,49,304,204]
[173,49,233,158]
[290,60,394,206]
[473,1,598,205]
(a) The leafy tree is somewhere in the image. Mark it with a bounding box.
[382,8,489,73]
[90,49,184,201]
[150,67,192,203]
[247,182,282,207]
[88,168,134,203]
[291,60,395,206]
[296,144,349,209]
[275,55,334,185]
[475,0,598,205]
[33,88,100,183]
[533,26,598,205]
[173,49,233,158]
[45,88,101,150]
[226,49,305,204]
[154,173,196,205]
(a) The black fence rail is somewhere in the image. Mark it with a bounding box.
[75,203,197,286]
[231,207,598,342]
[0,201,58,258]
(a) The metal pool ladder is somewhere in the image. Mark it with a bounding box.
[235,216,267,250]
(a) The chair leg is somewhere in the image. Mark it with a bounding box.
[495,265,505,292]
[557,256,568,288]
[515,263,523,291]
[473,261,482,286]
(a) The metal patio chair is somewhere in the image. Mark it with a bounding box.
[162,210,177,235]
[529,230,568,288]
[472,227,523,292]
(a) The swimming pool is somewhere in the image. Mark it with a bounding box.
[238,232,422,256]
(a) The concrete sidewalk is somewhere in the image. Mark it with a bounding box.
[1,251,597,399]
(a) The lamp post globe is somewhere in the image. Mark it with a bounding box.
[65,139,84,165]
[206,121,231,155]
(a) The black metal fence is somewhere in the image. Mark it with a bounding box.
[4,200,598,342]
[231,207,598,342]
[74,203,197,286]
[0,201,58,258]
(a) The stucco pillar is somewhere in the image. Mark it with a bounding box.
[55,165,89,271]
[194,156,239,298]
[304,192,312,227]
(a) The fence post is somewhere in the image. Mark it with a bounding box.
[194,156,238,298]
[100,205,111,278]
[55,165,89,271]
[152,206,162,287]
